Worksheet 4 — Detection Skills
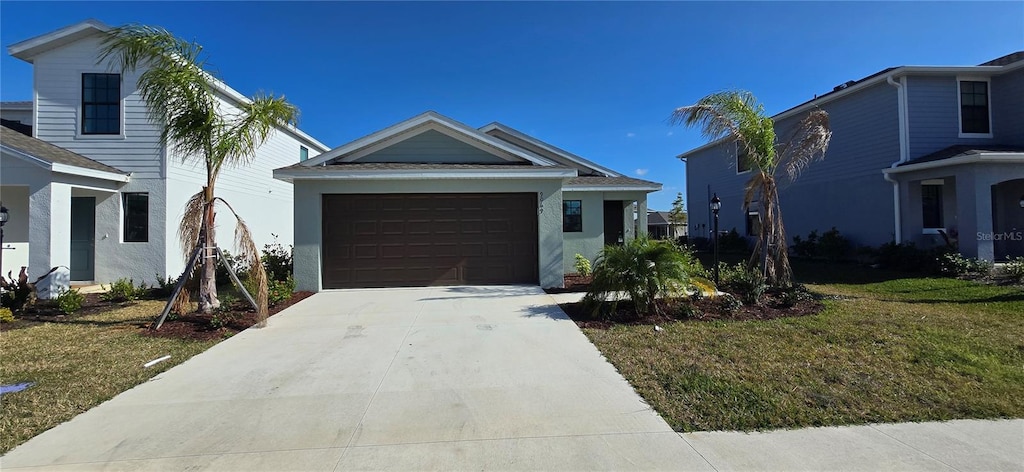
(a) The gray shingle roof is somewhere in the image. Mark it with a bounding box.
[564,175,661,188]
[901,144,1024,167]
[0,100,33,108]
[0,125,127,175]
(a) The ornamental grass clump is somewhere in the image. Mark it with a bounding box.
[583,236,714,318]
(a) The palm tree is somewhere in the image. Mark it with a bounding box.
[671,91,831,286]
[99,25,299,319]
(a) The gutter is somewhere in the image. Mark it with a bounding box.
[883,73,909,242]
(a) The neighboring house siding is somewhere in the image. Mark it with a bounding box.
[687,82,900,247]
[0,108,33,126]
[906,76,995,159]
[30,34,164,177]
[357,130,507,164]
[991,68,1024,146]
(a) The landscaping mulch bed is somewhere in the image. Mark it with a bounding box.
[543,274,593,294]
[142,291,314,341]
[557,285,824,330]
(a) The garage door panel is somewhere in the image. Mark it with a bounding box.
[322,193,538,288]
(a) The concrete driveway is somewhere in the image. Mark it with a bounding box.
[2,286,708,471]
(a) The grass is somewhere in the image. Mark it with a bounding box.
[0,301,219,454]
[583,260,1024,432]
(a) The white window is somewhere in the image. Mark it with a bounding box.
[957,78,992,137]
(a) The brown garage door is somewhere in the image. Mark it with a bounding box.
[322,193,538,288]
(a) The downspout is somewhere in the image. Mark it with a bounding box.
[884,74,909,242]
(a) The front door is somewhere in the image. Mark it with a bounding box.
[70,197,95,281]
[604,200,624,246]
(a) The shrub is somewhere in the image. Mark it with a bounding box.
[583,236,712,318]
[262,235,293,282]
[792,230,818,258]
[718,262,767,305]
[153,274,178,298]
[0,307,14,323]
[874,242,946,274]
[938,252,993,277]
[1005,256,1024,283]
[792,227,851,262]
[215,250,250,285]
[715,293,743,314]
[56,288,85,315]
[573,253,592,277]
[779,284,817,307]
[101,278,147,303]
[268,276,295,306]
[716,228,750,254]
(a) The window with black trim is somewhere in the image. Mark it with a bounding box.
[563,200,582,232]
[922,184,943,229]
[300,145,309,161]
[82,73,121,135]
[736,142,752,173]
[959,80,990,135]
[746,210,761,236]
[123,193,149,242]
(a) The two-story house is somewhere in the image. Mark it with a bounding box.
[680,52,1024,262]
[0,20,330,297]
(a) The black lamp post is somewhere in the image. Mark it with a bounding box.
[710,194,721,286]
[0,204,8,276]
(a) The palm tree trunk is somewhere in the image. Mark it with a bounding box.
[198,185,220,313]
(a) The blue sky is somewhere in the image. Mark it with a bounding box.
[2,2,1022,211]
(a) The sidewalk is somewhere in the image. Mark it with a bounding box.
[681,418,1023,471]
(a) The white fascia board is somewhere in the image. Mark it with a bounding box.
[7,19,109,61]
[882,153,1024,175]
[301,112,556,168]
[479,122,622,177]
[275,167,577,182]
[1,144,131,183]
[1,144,54,169]
[52,163,131,182]
[564,185,663,192]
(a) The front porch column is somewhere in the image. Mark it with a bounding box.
[636,199,648,237]
[622,201,635,243]
[956,171,994,261]
[28,182,72,298]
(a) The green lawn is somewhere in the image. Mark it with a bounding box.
[0,301,219,454]
[583,262,1024,432]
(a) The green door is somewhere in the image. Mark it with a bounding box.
[70,197,96,281]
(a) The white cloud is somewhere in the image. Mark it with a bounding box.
[635,168,649,176]
[626,132,636,138]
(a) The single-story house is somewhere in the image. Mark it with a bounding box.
[273,111,661,290]
[646,211,687,240]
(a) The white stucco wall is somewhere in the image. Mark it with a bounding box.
[0,185,30,278]
[290,178,565,291]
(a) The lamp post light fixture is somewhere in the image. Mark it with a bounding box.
[710,194,721,286]
[0,204,8,276]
